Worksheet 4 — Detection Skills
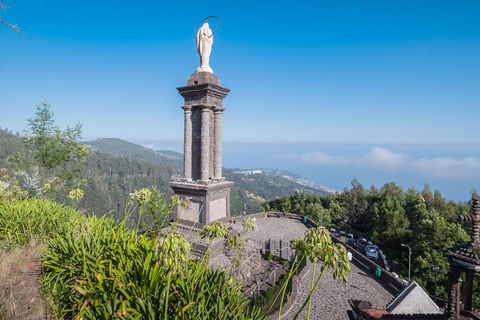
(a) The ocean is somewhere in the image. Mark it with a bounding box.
[146,140,480,203]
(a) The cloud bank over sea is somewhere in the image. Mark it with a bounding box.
[285,147,480,179]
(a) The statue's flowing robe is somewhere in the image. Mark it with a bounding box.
[196,23,213,69]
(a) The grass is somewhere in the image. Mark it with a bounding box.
[0,195,266,319]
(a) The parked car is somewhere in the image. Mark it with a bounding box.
[365,245,379,260]
[347,238,358,249]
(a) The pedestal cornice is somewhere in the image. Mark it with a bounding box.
[177,83,230,107]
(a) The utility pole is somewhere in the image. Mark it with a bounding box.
[401,244,412,282]
[432,265,440,297]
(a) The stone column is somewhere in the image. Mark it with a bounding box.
[213,107,225,179]
[472,196,480,245]
[182,106,192,180]
[464,272,474,311]
[200,106,210,181]
[446,267,462,320]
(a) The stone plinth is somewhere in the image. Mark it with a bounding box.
[171,180,234,228]
[170,71,233,227]
[445,195,480,320]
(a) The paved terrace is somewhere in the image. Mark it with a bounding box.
[230,216,395,320]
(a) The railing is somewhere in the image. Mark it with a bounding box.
[251,238,294,260]
[264,211,408,293]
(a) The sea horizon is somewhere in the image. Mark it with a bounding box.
[132,139,480,203]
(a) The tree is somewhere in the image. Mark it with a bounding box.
[20,100,88,197]
[342,179,369,230]
[0,0,23,35]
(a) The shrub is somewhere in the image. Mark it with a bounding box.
[42,213,265,319]
[0,198,82,248]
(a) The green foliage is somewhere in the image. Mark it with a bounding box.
[230,187,263,216]
[141,187,178,237]
[224,168,328,202]
[199,220,229,242]
[77,151,175,220]
[20,100,88,197]
[0,197,82,248]
[8,195,266,320]
[265,228,350,320]
[264,179,475,304]
[290,228,350,320]
[84,138,184,173]
[254,286,277,308]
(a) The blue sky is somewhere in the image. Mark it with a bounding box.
[1,1,479,201]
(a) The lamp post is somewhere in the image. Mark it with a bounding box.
[432,265,440,297]
[344,219,349,243]
[401,244,412,282]
[319,198,322,226]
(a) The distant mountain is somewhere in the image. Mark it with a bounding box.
[84,138,183,173]
[85,138,337,200]
[78,150,174,219]
[0,131,337,217]
[261,169,340,195]
[224,168,331,201]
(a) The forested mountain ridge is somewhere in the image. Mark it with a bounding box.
[84,138,334,200]
[1,132,335,217]
[84,138,183,173]
[78,150,174,219]
[0,131,174,218]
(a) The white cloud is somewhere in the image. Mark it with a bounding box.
[286,151,351,165]
[361,147,409,170]
[414,157,480,178]
[285,147,480,179]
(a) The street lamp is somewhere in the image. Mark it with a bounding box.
[344,219,349,242]
[432,265,440,297]
[401,244,412,282]
[319,198,322,226]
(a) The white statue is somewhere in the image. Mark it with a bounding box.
[196,22,214,73]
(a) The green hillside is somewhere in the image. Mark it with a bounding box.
[0,132,174,220]
[85,138,330,199]
[224,168,328,200]
[78,150,174,219]
[1,132,333,218]
[85,138,183,173]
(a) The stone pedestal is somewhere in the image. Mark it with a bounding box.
[171,72,233,227]
[171,180,234,228]
[445,195,480,320]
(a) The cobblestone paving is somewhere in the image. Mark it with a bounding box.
[172,217,395,320]
[231,217,308,242]
[286,262,394,320]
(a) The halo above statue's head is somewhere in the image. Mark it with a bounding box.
[193,16,219,38]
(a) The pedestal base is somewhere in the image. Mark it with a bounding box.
[170,180,234,228]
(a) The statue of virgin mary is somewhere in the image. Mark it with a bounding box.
[196,22,214,73]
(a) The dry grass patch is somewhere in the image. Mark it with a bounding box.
[0,240,50,320]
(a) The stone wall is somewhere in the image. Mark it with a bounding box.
[237,211,408,293]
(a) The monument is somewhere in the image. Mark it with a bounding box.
[170,18,234,228]
[445,195,480,320]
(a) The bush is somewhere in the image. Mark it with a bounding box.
[41,210,265,319]
[0,196,266,319]
[0,198,82,248]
